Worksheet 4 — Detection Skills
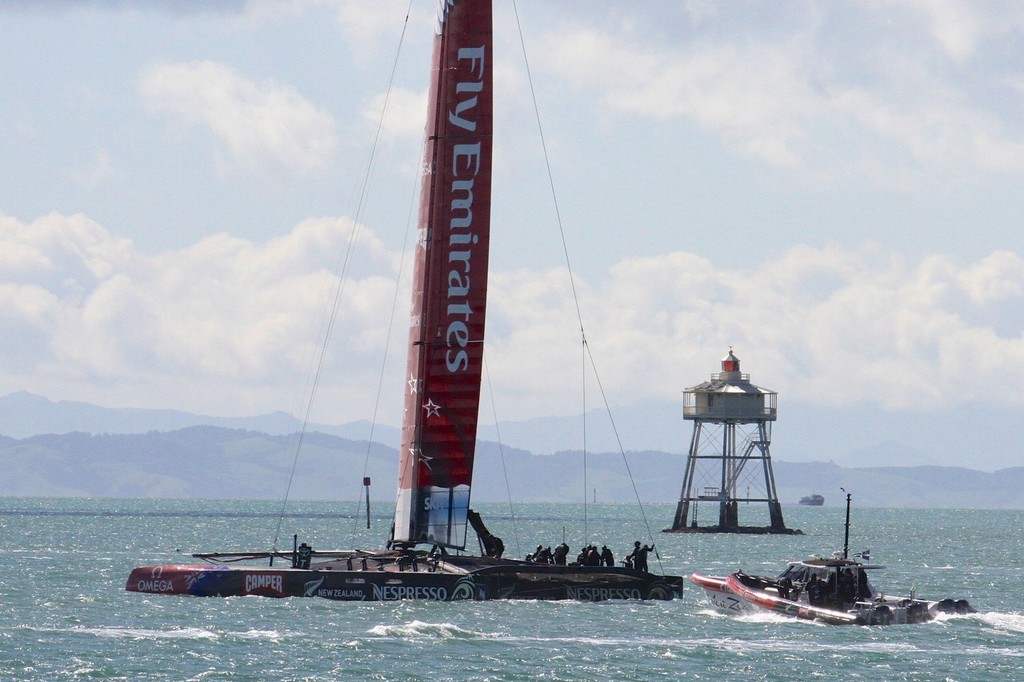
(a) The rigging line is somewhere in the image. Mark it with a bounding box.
[512,2,660,571]
[582,336,588,543]
[272,2,415,553]
[510,0,584,335]
[483,357,521,560]
[350,175,413,540]
[512,3,662,573]
[582,339,665,573]
[345,0,421,546]
[347,99,426,546]
[511,0,597,524]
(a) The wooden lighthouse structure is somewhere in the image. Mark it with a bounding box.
[667,349,798,534]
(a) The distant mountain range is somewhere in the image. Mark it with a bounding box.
[0,391,399,443]
[4,390,1024,472]
[2,392,1024,509]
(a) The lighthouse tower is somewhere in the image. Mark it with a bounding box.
[667,349,797,534]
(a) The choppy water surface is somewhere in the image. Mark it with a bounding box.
[1,498,1021,680]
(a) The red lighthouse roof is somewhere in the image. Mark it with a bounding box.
[721,348,740,373]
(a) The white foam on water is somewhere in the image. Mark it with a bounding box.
[233,629,285,641]
[77,626,219,640]
[367,620,482,640]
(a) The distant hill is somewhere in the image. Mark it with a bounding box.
[0,391,400,444]
[2,425,1024,508]
[6,391,1024,473]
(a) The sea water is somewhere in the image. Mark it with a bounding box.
[1,498,1021,681]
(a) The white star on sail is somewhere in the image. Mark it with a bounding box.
[408,375,422,395]
[411,446,434,471]
[422,399,441,418]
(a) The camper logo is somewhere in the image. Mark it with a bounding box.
[244,573,284,596]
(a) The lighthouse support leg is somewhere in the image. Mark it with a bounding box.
[671,423,702,530]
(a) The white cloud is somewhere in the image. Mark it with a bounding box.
[138,60,337,174]
[958,251,1024,304]
[484,245,1024,417]
[239,0,312,23]
[236,0,434,56]
[536,5,1024,183]
[3,212,1024,422]
[364,87,427,144]
[0,212,399,416]
[901,0,982,61]
[332,0,431,56]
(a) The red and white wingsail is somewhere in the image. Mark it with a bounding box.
[393,0,493,549]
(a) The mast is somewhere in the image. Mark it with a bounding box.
[393,0,494,549]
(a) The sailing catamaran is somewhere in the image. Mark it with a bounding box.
[126,0,683,602]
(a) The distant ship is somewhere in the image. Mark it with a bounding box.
[799,494,825,506]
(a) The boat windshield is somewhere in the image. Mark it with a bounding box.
[777,564,830,583]
[777,562,876,602]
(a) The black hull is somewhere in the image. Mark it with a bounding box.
[127,557,683,601]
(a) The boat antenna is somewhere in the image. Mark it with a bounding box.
[841,487,852,559]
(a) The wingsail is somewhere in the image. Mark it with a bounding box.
[393,0,494,549]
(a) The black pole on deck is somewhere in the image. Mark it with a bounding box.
[364,477,371,529]
[841,488,852,559]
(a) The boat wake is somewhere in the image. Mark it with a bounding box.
[735,611,811,625]
[693,607,794,624]
[977,611,1024,633]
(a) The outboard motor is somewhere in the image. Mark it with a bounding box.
[935,598,977,615]
[955,599,975,614]
[906,601,931,624]
[868,604,893,625]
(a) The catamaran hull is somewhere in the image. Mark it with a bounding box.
[126,563,683,601]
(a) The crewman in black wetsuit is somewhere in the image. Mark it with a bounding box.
[857,568,871,600]
[629,541,654,572]
[839,568,857,606]
[296,542,312,569]
[600,545,614,567]
[806,574,824,607]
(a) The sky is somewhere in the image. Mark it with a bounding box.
[2,1,1024,468]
